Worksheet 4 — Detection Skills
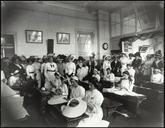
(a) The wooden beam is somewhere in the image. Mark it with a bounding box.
[41,1,88,12]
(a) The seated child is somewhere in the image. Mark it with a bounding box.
[118,71,134,92]
[126,64,135,84]
[151,68,164,84]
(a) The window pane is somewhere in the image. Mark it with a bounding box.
[111,23,121,37]
[111,12,121,24]
[122,18,135,34]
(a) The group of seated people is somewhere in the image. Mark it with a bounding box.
[1,50,164,97]
[1,50,164,126]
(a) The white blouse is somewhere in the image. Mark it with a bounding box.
[65,62,76,75]
[120,79,133,91]
[26,65,35,79]
[77,106,109,127]
[84,89,104,107]
[103,60,111,71]
[44,62,57,80]
[104,73,115,82]
[151,73,164,84]
[77,67,88,81]
[70,85,85,99]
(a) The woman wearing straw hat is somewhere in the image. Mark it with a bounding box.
[69,76,85,99]
[76,59,89,81]
[150,68,164,84]
[102,55,111,76]
[65,55,76,77]
[77,103,110,127]
[83,82,104,107]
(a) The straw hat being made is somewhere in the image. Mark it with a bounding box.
[61,98,87,118]
[48,95,67,105]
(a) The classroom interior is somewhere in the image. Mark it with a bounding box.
[1,1,164,127]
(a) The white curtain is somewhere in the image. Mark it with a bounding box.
[77,33,93,58]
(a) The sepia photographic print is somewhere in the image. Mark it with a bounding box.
[1,1,164,127]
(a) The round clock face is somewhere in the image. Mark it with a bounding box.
[102,43,108,50]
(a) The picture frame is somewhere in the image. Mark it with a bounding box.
[122,41,132,53]
[56,32,70,44]
[25,30,43,43]
[139,45,149,53]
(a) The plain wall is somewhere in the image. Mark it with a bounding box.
[2,4,98,58]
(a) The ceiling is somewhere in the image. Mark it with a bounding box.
[2,1,162,13]
[57,1,161,12]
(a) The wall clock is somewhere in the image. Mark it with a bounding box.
[102,43,108,50]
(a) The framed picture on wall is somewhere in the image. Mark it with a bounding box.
[25,30,43,43]
[56,32,70,44]
[139,45,149,53]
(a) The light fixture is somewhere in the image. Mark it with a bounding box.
[1,1,5,7]
[160,1,164,9]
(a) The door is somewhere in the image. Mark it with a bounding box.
[47,39,54,54]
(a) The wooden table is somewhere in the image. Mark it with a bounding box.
[103,92,147,116]
[142,82,164,91]
[101,97,123,120]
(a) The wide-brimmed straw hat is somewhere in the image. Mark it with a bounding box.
[48,95,67,105]
[61,98,87,118]
[68,55,75,61]
[71,76,79,81]
[104,55,111,60]
[11,70,20,76]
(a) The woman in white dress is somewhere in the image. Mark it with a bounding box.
[119,53,130,76]
[65,55,76,77]
[119,71,134,92]
[76,60,89,81]
[83,83,104,107]
[44,56,58,90]
[26,58,35,80]
[102,55,111,76]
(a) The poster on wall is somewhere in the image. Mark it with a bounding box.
[122,41,133,53]
[25,30,43,43]
[56,32,70,44]
[139,45,149,53]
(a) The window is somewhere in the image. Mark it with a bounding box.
[122,7,136,34]
[111,12,121,37]
[1,34,15,58]
[77,32,94,58]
